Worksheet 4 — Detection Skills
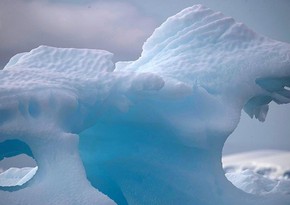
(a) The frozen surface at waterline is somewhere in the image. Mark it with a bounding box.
[223,150,290,195]
[0,4,290,205]
[0,167,38,187]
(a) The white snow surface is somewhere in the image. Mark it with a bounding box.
[223,150,290,196]
[0,167,37,187]
[0,4,290,205]
[223,150,290,178]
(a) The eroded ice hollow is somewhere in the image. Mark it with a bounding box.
[0,4,290,205]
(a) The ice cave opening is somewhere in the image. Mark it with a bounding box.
[222,103,290,196]
[0,139,37,189]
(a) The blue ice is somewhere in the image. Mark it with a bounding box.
[0,4,290,205]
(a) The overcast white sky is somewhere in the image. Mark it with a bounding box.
[0,0,289,169]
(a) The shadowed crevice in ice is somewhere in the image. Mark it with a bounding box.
[0,4,290,205]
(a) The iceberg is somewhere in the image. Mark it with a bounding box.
[0,167,38,187]
[225,169,290,196]
[223,150,290,195]
[0,4,290,205]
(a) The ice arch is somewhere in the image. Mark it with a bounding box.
[1,4,290,205]
[0,139,37,189]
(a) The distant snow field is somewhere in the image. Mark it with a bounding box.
[223,150,290,195]
[0,167,38,187]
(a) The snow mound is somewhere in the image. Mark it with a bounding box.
[223,150,290,178]
[223,150,290,195]
[0,167,37,187]
[0,4,290,205]
[226,169,290,195]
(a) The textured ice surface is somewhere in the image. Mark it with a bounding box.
[223,150,290,195]
[0,47,119,205]
[1,4,290,205]
[0,167,37,187]
[223,150,290,179]
[226,169,290,196]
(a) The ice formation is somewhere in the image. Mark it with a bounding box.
[223,150,290,195]
[2,150,289,200]
[0,4,290,205]
[0,167,38,187]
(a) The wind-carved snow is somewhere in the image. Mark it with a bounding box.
[0,167,38,187]
[223,150,290,195]
[0,4,290,205]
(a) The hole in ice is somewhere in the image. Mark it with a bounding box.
[222,102,290,195]
[0,140,38,188]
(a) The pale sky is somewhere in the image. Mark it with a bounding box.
[0,0,289,169]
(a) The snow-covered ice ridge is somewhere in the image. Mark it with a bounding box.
[0,167,38,187]
[223,150,290,178]
[223,150,290,196]
[0,4,290,205]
